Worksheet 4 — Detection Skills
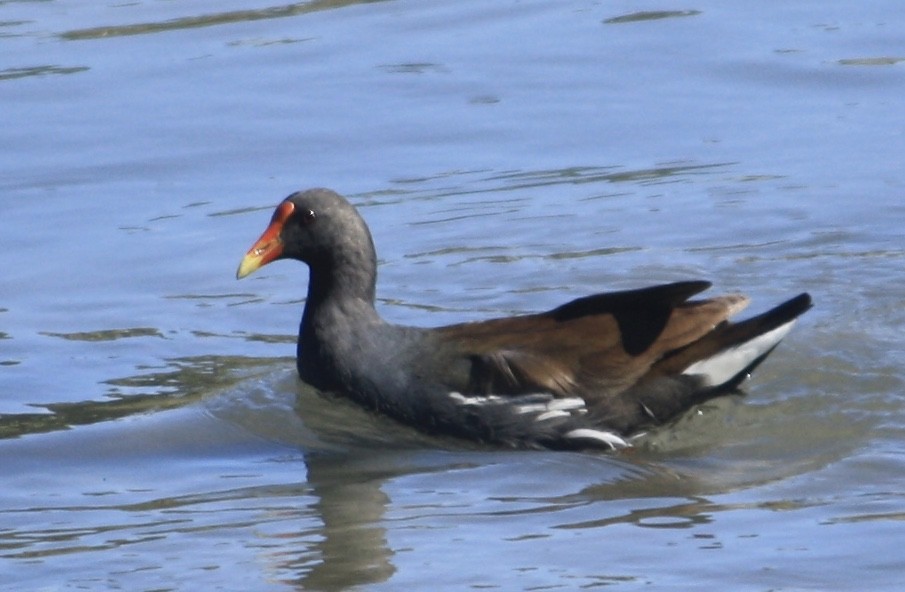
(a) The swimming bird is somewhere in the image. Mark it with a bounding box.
[237,188,811,450]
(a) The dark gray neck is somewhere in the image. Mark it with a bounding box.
[305,253,377,311]
[297,240,382,390]
[303,208,380,315]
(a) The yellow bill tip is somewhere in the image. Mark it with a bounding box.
[236,252,264,279]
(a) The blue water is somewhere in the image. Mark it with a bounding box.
[2,1,905,590]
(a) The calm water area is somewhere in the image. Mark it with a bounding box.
[2,1,904,590]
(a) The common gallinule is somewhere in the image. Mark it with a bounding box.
[237,188,812,450]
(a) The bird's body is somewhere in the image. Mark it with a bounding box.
[237,188,812,450]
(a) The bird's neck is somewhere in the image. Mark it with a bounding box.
[305,255,377,313]
[296,247,382,387]
[303,221,380,318]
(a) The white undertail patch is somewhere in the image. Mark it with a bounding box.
[682,320,796,387]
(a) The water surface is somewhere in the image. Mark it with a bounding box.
[2,1,904,590]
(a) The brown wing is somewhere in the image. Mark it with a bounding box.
[435,281,749,401]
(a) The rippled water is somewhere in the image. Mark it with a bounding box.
[3,1,905,590]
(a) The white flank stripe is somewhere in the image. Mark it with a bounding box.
[449,392,504,406]
[514,403,550,414]
[534,410,571,422]
[564,428,629,450]
[454,393,588,419]
[682,320,796,387]
[546,398,587,412]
